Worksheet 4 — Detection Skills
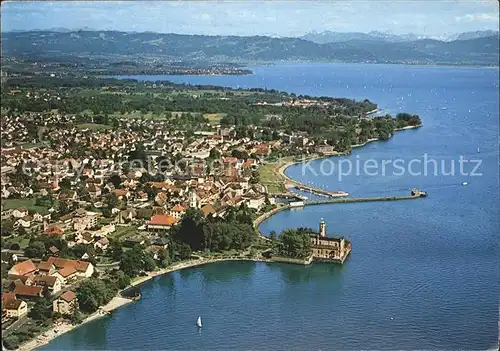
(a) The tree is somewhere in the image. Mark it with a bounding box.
[77,278,117,313]
[29,297,51,321]
[59,178,71,190]
[58,200,72,216]
[25,241,46,258]
[108,174,122,189]
[106,193,120,210]
[1,219,15,236]
[143,255,156,272]
[276,229,312,259]
[108,240,123,261]
[178,242,192,260]
[209,148,221,160]
[174,208,205,250]
[231,149,249,160]
[120,246,144,277]
[158,248,170,268]
[115,270,131,289]
[71,309,84,324]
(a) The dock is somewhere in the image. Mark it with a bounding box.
[285,181,349,198]
[305,193,424,206]
[255,189,428,237]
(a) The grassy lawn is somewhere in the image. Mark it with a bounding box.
[258,157,294,194]
[110,111,169,120]
[2,198,36,210]
[2,198,50,214]
[76,123,112,131]
[203,113,226,125]
[5,234,31,250]
[110,226,139,240]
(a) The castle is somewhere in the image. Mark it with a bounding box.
[309,219,351,263]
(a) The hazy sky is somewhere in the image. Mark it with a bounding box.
[2,1,499,37]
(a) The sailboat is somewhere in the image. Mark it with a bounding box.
[196,316,202,328]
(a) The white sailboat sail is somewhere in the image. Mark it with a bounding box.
[197,316,202,328]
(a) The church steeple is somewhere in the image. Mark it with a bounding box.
[319,218,326,237]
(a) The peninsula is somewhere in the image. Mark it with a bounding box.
[1,75,423,350]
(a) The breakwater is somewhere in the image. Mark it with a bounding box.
[254,192,426,236]
[289,183,350,198]
[305,194,424,206]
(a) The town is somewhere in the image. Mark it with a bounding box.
[0,76,422,349]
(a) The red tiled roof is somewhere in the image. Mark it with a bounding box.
[156,192,167,201]
[47,257,90,272]
[13,284,42,297]
[2,292,16,303]
[9,259,37,276]
[45,225,64,235]
[223,157,238,163]
[7,274,32,284]
[38,261,55,272]
[201,204,216,217]
[149,214,177,226]
[32,275,58,287]
[113,189,128,197]
[171,204,185,212]
[3,299,24,310]
[58,266,78,278]
[59,290,77,302]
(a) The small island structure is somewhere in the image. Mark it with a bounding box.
[310,219,351,264]
[271,219,351,265]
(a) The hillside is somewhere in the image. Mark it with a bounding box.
[2,30,498,66]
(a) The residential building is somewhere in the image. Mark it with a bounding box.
[53,291,78,315]
[13,284,43,299]
[8,259,37,276]
[32,275,62,295]
[169,204,185,219]
[3,299,28,318]
[46,257,94,278]
[148,214,177,232]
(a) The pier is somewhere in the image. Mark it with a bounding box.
[285,181,349,198]
[254,189,428,237]
[304,193,425,206]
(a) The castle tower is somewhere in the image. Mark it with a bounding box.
[319,218,326,237]
[188,189,198,209]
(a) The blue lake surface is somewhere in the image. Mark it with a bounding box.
[42,63,499,350]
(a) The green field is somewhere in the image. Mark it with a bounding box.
[203,113,226,125]
[110,226,139,240]
[4,234,31,250]
[258,157,294,194]
[1,198,50,214]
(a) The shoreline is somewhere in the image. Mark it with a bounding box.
[18,125,422,351]
[277,124,422,186]
[18,257,268,351]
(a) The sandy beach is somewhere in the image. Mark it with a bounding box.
[17,296,133,351]
[16,257,264,351]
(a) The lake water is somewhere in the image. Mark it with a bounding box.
[42,63,499,350]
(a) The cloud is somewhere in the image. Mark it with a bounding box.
[455,13,497,22]
[1,1,499,36]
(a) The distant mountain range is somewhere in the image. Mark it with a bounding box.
[300,30,499,44]
[2,30,498,66]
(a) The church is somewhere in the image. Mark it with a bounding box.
[309,219,351,264]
